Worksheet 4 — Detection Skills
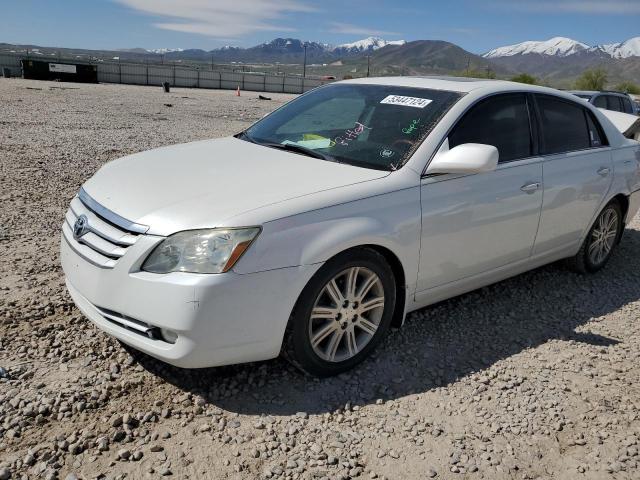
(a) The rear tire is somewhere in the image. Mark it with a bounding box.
[284,248,396,377]
[567,200,622,274]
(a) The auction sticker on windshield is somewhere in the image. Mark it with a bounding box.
[380,95,433,108]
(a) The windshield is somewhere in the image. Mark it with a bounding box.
[242,84,463,171]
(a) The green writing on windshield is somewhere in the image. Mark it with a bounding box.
[402,118,421,135]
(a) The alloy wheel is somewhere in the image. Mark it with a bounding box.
[308,267,385,363]
[588,206,619,266]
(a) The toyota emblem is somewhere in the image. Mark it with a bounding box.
[73,214,89,240]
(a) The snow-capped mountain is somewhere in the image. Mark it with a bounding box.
[485,36,640,59]
[591,37,640,59]
[333,37,406,55]
[484,37,588,58]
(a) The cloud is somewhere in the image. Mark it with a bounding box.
[326,22,400,37]
[493,0,640,14]
[114,0,315,38]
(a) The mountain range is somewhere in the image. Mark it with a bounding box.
[482,36,640,87]
[484,36,640,59]
[117,37,407,64]
[2,35,639,87]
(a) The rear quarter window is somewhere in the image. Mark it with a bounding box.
[585,111,608,148]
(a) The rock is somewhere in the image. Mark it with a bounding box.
[0,468,9,480]
[97,437,109,451]
[109,414,123,427]
[117,448,131,460]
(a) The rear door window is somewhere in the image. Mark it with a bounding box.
[593,96,607,109]
[449,93,533,163]
[536,95,591,154]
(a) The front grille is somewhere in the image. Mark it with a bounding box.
[62,189,148,268]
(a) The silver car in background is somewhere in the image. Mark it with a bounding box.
[570,90,638,116]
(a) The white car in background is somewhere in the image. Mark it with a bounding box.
[61,77,640,376]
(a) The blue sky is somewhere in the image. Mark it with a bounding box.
[1,0,638,53]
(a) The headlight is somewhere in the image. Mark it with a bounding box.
[142,227,260,274]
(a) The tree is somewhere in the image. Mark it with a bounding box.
[460,68,496,79]
[575,68,608,91]
[614,81,640,95]
[510,73,538,85]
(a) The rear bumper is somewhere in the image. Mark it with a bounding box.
[61,234,320,368]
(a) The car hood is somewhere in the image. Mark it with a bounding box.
[82,137,389,236]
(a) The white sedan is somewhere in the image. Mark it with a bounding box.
[61,77,640,376]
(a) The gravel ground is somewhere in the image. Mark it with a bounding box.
[1,78,640,480]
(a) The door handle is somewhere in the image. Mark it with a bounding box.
[520,182,540,193]
[597,167,611,177]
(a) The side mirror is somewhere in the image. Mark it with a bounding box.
[426,143,499,175]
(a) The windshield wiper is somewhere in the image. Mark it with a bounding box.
[235,130,258,144]
[237,131,338,162]
[260,142,335,161]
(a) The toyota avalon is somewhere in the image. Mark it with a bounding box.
[61,77,640,376]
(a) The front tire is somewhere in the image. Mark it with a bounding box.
[568,200,622,273]
[285,248,396,377]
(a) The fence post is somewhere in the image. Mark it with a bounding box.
[146,64,149,85]
[282,75,286,93]
[197,69,200,89]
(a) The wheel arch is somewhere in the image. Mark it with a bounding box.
[579,192,630,248]
[610,193,630,243]
[287,243,409,335]
[359,244,407,328]
[612,193,630,223]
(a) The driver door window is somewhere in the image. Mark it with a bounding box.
[448,93,533,163]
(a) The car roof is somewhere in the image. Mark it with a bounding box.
[568,90,598,96]
[340,75,569,96]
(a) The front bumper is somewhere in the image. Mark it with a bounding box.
[61,234,320,368]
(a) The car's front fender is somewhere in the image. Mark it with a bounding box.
[233,186,422,296]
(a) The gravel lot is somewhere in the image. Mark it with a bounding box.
[1,78,640,480]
